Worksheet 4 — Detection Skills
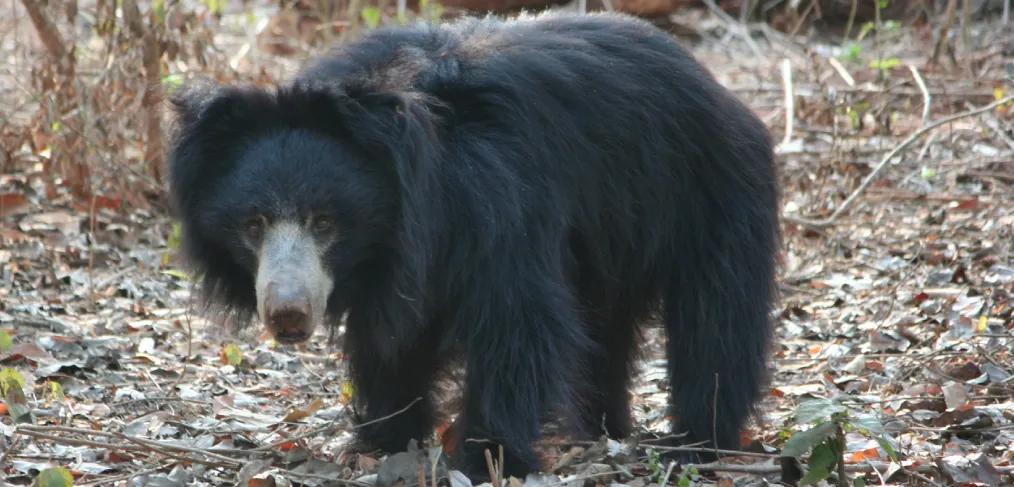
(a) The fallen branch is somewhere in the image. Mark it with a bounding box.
[254,396,423,452]
[784,96,1014,228]
[18,425,375,486]
[16,427,239,468]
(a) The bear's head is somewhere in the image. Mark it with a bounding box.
[166,79,441,345]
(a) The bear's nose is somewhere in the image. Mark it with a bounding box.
[264,281,313,344]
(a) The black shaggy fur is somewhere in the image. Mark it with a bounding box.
[167,10,780,480]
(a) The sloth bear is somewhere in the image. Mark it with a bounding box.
[167,10,780,481]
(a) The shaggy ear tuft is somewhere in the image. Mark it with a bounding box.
[168,80,251,134]
[165,80,273,222]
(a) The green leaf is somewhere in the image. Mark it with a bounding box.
[858,22,875,39]
[361,7,381,29]
[875,435,900,462]
[869,58,900,70]
[795,399,847,424]
[162,74,184,95]
[39,467,75,487]
[799,440,838,486]
[2,368,32,423]
[843,43,862,60]
[223,343,243,366]
[0,329,12,352]
[782,421,839,458]
[855,477,866,487]
[850,413,886,436]
[161,269,190,280]
[0,367,25,395]
[49,380,66,401]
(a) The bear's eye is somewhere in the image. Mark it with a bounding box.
[312,215,334,233]
[244,217,264,240]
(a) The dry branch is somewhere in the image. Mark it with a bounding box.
[785,96,1014,228]
[122,0,166,183]
[930,0,959,67]
[18,0,67,61]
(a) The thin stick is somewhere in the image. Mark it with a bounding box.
[254,396,422,451]
[929,0,959,66]
[78,467,162,486]
[908,64,932,126]
[498,444,504,485]
[712,373,720,462]
[17,430,233,467]
[961,0,974,77]
[785,96,1014,228]
[484,449,499,486]
[827,56,855,87]
[699,0,762,56]
[661,461,678,486]
[968,100,1014,152]
[779,58,794,149]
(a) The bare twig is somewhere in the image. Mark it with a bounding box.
[78,467,163,486]
[16,428,236,468]
[712,373,720,462]
[970,100,1014,152]
[254,396,423,451]
[961,0,974,77]
[539,439,774,459]
[0,434,22,468]
[18,0,67,60]
[778,58,794,149]
[902,466,944,487]
[122,0,165,182]
[908,64,932,126]
[842,0,859,41]
[930,0,959,67]
[828,57,855,87]
[699,0,762,56]
[484,448,499,487]
[785,96,1014,228]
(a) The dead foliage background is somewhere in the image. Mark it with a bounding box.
[4,0,1014,486]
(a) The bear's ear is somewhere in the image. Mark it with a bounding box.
[168,80,246,134]
[166,80,272,219]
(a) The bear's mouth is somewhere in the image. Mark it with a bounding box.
[267,310,313,344]
[254,220,335,344]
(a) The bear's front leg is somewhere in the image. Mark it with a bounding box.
[345,325,444,455]
[451,258,595,482]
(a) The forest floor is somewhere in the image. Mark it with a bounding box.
[3,2,1014,487]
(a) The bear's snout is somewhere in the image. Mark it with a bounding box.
[263,280,314,344]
